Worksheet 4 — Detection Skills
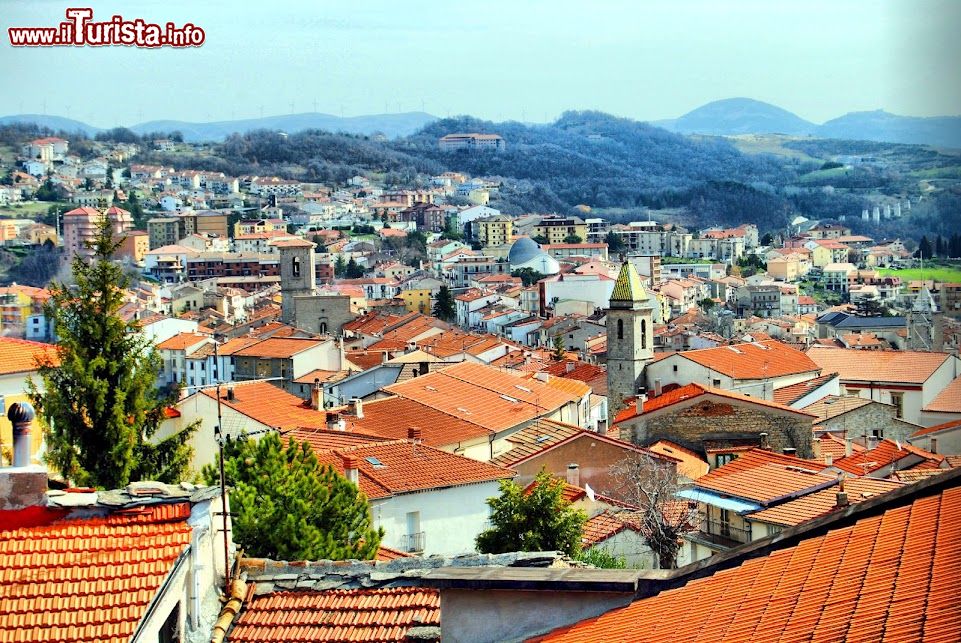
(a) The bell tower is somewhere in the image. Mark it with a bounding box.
[606,261,654,417]
[276,238,316,324]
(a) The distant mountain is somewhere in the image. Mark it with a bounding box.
[0,112,438,142]
[0,114,101,137]
[814,110,961,148]
[655,98,816,136]
[129,112,438,142]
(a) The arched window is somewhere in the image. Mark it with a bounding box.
[641,319,647,347]
[319,321,328,335]
[292,256,301,278]
[617,318,624,340]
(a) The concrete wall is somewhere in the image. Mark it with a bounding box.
[910,426,961,456]
[440,588,634,643]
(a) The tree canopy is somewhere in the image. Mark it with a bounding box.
[29,218,194,488]
[432,285,455,321]
[476,469,586,556]
[204,433,382,561]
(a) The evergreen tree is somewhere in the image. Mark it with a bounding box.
[917,235,933,259]
[551,334,566,361]
[476,469,586,556]
[334,255,347,277]
[204,433,382,561]
[432,285,455,321]
[563,234,583,244]
[604,231,625,254]
[29,217,194,488]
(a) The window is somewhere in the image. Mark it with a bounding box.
[890,393,904,418]
[715,453,735,467]
[641,319,647,347]
[617,318,624,340]
[673,364,678,373]
[158,602,180,643]
[713,379,722,387]
[291,256,301,278]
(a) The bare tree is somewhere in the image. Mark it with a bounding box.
[609,452,697,569]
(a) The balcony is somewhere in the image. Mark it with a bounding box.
[693,519,752,550]
[400,531,425,553]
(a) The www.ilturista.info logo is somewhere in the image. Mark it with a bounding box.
[8,8,205,47]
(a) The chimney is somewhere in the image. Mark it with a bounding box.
[326,412,345,432]
[565,361,575,373]
[782,447,797,457]
[534,372,549,383]
[342,455,359,485]
[825,454,834,466]
[845,438,853,457]
[408,426,422,442]
[812,438,821,460]
[654,379,662,397]
[637,393,647,414]
[836,477,848,507]
[226,384,235,402]
[866,435,879,451]
[348,397,364,419]
[310,378,322,410]
[930,437,938,454]
[596,418,608,435]
[382,351,389,364]
[8,402,36,468]
[759,432,769,450]
[566,463,580,487]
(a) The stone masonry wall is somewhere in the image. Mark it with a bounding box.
[819,403,915,443]
[624,399,814,458]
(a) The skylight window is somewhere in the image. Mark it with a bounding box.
[365,456,386,468]
[501,394,519,403]
[535,435,551,443]
[515,385,532,393]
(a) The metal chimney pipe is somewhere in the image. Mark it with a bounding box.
[7,402,36,467]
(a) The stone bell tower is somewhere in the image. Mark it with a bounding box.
[606,261,654,418]
[276,238,316,324]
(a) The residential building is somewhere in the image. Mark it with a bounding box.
[62,206,132,260]
[438,133,506,152]
[532,215,588,245]
[475,215,514,247]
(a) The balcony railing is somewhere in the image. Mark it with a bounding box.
[400,531,425,553]
[696,519,752,549]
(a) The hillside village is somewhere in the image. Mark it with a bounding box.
[2,129,961,642]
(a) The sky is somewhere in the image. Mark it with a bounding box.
[1,0,959,127]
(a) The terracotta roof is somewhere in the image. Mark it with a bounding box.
[646,440,710,480]
[228,587,439,642]
[292,369,348,385]
[771,372,837,406]
[894,469,948,484]
[815,433,866,461]
[345,350,390,371]
[533,479,961,643]
[616,383,816,423]
[375,545,413,562]
[581,511,641,547]
[802,395,875,422]
[912,417,961,439]
[198,381,328,430]
[490,419,585,467]
[806,347,953,384]
[696,460,834,505]
[831,438,943,475]
[217,336,263,355]
[749,477,902,526]
[673,340,820,380]
[0,504,193,643]
[155,332,209,351]
[232,337,325,359]
[922,374,961,413]
[343,397,492,447]
[0,337,58,375]
[313,440,513,500]
[285,427,388,452]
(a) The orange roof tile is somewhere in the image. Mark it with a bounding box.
[344,396,493,447]
[831,438,943,475]
[490,419,586,467]
[232,337,326,359]
[155,332,209,351]
[802,395,875,421]
[313,440,513,500]
[581,511,641,547]
[748,477,902,526]
[0,505,193,643]
[285,427,388,452]
[375,545,413,562]
[807,347,953,384]
[771,372,837,406]
[198,381,328,430]
[0,337,59,375]
[696,460,834,505]
[533,479,961,643]
[228,587,439,642]
[922,374,961,413]
[672,339,820,380]
[912,417,961,438]
[815,433,866,461]
[646,440,710,480]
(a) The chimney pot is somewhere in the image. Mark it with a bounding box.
[654,379,663,397]
[930,437,938,454]
[7,402,36,468]
[342,455,360,485]
[565,361,575,373]
[783,447,797,456]
[326,412,344,432]
[845,438,853,457]
[759,432,769,450]
[349,397,364,419]
[566,463,580,487]
[597,418,608,435]
[408,426,422,441]
[836,491,849,507]
[825,454,834,466]
[226,384,235,401]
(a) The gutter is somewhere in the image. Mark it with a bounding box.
[210,577,249,643]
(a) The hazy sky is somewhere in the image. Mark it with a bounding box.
[1,0,959,127]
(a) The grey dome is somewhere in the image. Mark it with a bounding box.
[508,237,542,265]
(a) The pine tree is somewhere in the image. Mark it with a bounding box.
[551,334,566,361]
[917,235,933,259]
[29,217,195,488]
[476,469,586,556]
[432,285,455,321]
[204,433,383,561]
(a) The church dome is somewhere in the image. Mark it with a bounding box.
[508,236,542,266]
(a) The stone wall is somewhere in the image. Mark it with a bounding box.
[623,397,814,458]
[819,402,916,443]
[293,294,353,336]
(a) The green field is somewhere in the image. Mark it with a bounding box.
[878,266,961,283]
